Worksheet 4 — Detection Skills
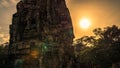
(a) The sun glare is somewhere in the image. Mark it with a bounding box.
[79,18,91,29]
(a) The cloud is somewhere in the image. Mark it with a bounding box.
[0,0,19,45]
[0,0,19,8]
[3,36,9,42]
[0,34,4,38]
[10,0,19,4]
[0,33,9,44]
[0,0,10,7]
[0,27,2,30]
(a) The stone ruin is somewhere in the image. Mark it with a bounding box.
[9,0,74,68]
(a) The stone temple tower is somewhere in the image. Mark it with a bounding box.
[9,0,74,68]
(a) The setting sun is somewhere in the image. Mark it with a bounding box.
[79,18,91,29]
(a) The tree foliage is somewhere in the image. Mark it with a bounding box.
[74,25,120,67]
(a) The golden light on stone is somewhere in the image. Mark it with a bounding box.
[31,50,39,58]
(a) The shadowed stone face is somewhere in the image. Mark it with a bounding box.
[12,0,73,42]
[9,0,74,68]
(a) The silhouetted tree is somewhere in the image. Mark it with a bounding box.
[74,25,120,68]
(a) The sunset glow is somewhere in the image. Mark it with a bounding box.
[0,0,120,44]
[79,18,91,29]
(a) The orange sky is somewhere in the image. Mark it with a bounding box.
[0,0,120,44]
[67,0,120,38]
